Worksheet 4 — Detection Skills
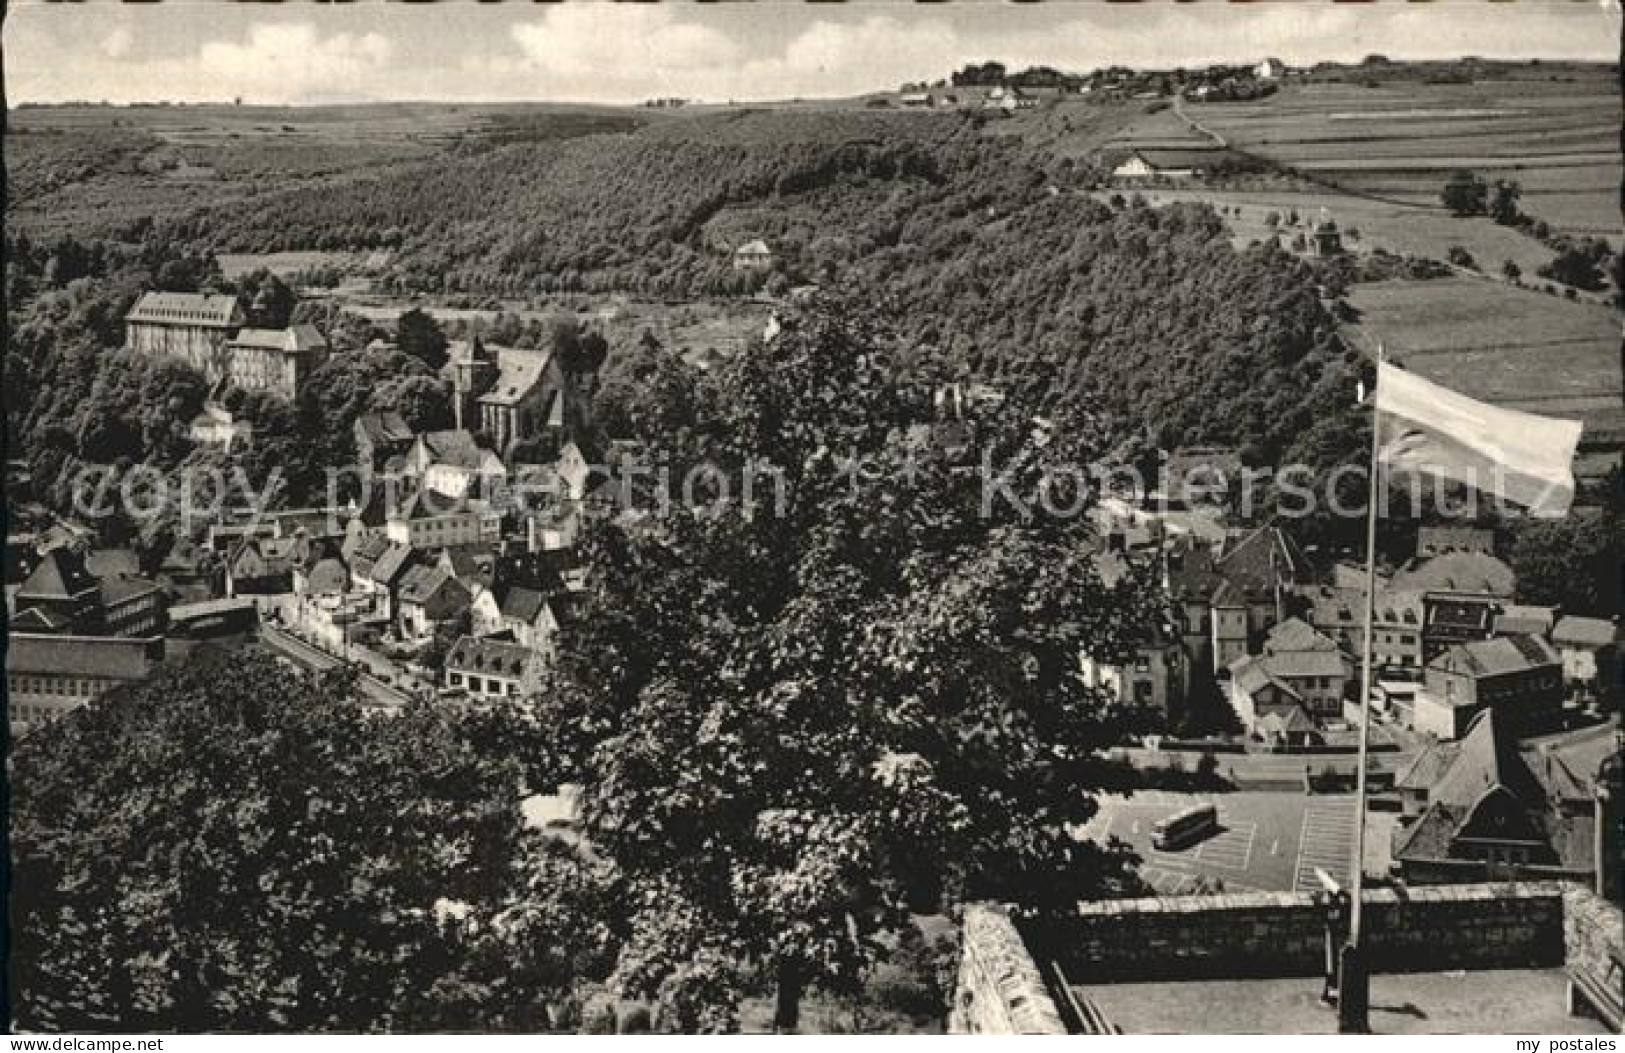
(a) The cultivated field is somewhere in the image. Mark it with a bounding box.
[1344,277,1623,428]
[1134,187,1569,281]
[1196,70,1620,240]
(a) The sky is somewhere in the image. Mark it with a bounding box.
[4,1,1619,106]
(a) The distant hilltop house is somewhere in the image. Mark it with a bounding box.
[1311,216,1345,257]
[981,85,1036,113]
[123,291,328,400]
[732,239,775,272]
[1110,149,1218,180]
[1255,57,1287,79]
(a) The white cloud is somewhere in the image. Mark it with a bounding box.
[195,24,393,100]
[3,2,1617,106]
[510,6,737,80]
[101,27,133,60]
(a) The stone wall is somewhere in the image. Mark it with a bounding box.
[1561,885,1624,989]
[1039,883,1566,983]
[947,905,1067,1035]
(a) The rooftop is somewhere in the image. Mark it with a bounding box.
[227,325,327,354]
[126,291,243,328]
[1391,551,1516,597]
[1554,616,1618,649]
[1431,634,1560,678]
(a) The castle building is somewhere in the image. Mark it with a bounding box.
[222,325,330,399]
[124,293,327,399]
[124,291,245,379]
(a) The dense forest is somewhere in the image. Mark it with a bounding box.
[134,110,1361,467]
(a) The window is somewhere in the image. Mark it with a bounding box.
[1134,655,1151,673]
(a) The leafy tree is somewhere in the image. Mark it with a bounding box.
[1501,259,1522,282]
[1509,511,1624,618]
[536,295,1153,1031]
[1440,170,1488,217]
[397,307,450,371]
[10,651,595,1031]
[237,268,297,329]
[1488,179,1522,225]
[1538,247,1607,291]
[373,374,456,433]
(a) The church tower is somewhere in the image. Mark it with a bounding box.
[450,335,497,433]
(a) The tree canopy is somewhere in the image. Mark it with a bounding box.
[534,296,1154,1031]
[10,650,614,1032]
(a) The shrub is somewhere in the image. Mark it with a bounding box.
[620,1006,653,1034]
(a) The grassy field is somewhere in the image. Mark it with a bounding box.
[1345,277,1622,428]
[1194,69,1620,240]
[1132,187,1569,281]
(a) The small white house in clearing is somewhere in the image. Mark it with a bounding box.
[1255,58,1286,79]
[733,240,774,272]
[1111,150,1200,180]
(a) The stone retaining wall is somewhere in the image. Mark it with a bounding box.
[947,905,1068,1035]
[1047,883,1565,982]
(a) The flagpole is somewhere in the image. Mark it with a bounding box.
[1340,345,1382,1033]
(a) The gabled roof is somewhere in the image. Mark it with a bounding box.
[354,411,415,447]
[395,489,473,522]
[228,326,327,354]
[1429,709,1545,810]
[499,585,550,625]
[229,534,296,575]
[1229,653,1303,704]
[1117,147,1229,171]
[734,239,772,256]
[372,542,418,587]
[478,348,555,408]
[416,429,490,467]
[1553,616,1617,649]
[11,606,72,632]
[1395,740,1461,792]
[5,632,163,678]
[1522,721,1622,804]
[1393,709,1552,862]
[1391,551,1515,597]
[1265,617,1338,654]
[347,532,393,573]
[1260,648,1350,681]
[1164,535,1222,602]
[99,574,163,606]
[398,564,468,606]
[1215,522,1307,597]
[1259,706,1316,737]
[436,547,486,582]
[1430,634,1560,678]
[18,548,97,601]
[126,291,243,328]
[445,634,538,678]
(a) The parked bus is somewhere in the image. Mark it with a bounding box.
[1152,803,1218,850]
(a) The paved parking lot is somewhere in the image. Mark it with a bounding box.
[1077,790,1390,893]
